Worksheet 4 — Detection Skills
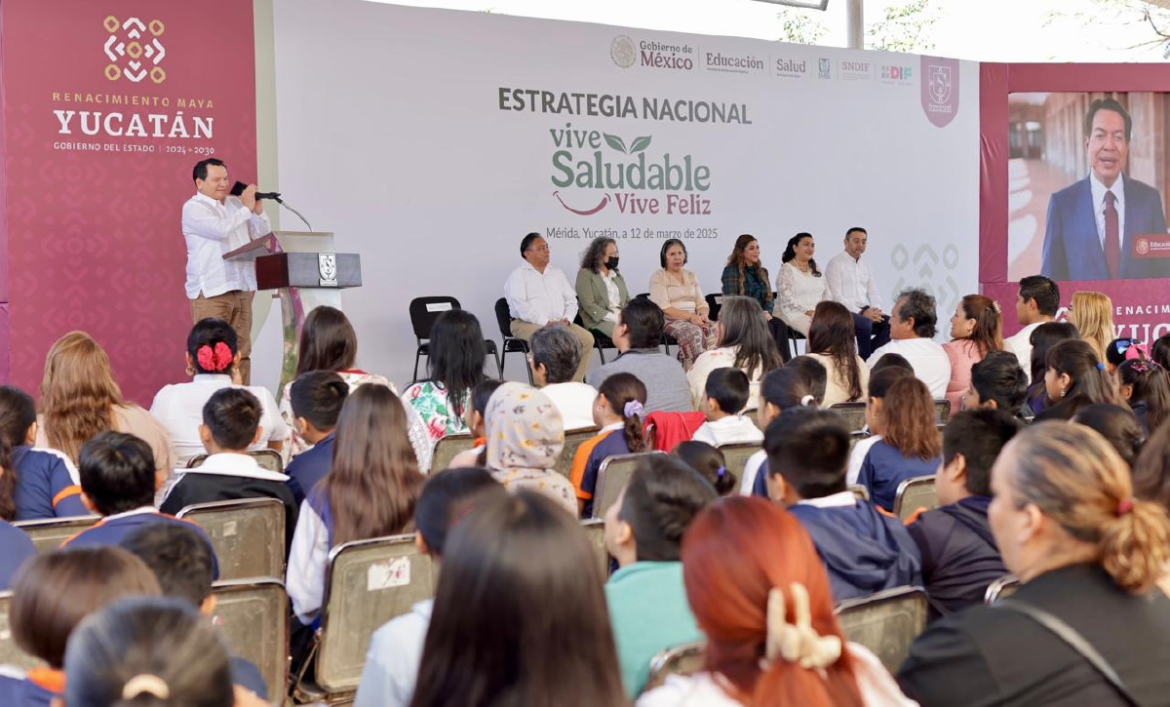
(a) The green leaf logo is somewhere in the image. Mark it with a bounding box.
[629,136,652,153]
[603,133,628,153]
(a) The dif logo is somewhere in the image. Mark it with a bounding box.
[881,65,913,80]
[817,58,831,79]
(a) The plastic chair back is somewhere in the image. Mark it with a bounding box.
[13,515,98,554]
[212,578,289,700]
[177,498,287,580]
[893,475,938,522]
[835,586,928,673]
[314,535,437,697]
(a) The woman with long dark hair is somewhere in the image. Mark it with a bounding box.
[807,301,867,406]
[688,296,784,410]
[638,497,913,707]
[404,309,487,443]
[942,295,1004,419]
[776,233,831,338]
[1035,339,1120,421]
[721,234,792,361]
[576,236,630,338]
[278,306,433,470]
[287,384,425,625]
[649,238,717,371]
[411,491,627,707]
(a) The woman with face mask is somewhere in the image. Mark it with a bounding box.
[576,236,631,340]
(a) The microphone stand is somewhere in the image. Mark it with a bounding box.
[269,196,313,232]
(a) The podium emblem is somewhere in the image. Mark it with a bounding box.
[318,253,338,287]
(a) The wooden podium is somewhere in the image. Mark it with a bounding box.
[224,232,361,396]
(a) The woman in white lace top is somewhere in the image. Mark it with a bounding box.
[776,232,831,337]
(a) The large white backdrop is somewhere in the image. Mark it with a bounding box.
[268,0,980,391]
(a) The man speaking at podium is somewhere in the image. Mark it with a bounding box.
[1041,98,1169,281]
[181,158,272,384]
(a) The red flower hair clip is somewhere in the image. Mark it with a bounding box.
[197,342,234,372]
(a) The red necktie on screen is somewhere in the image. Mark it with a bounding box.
[1105,190,1120,279]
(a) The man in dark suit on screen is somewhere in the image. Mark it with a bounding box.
[1040,98,1169,281]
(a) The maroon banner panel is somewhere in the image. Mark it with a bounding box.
[0,0,257,404]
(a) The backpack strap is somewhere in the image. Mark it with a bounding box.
[995,600,1138,706]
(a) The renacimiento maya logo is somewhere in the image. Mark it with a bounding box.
[549,124,712,216]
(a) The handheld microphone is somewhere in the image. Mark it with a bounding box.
[230,181,281,201]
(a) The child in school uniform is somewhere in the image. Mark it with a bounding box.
[448,380,504,470]
[0,385,87,520]
[570,373,648,519]
[62,431,218,578]
[742,367,820,497]
[121,522,269,701]
[0,546,161,707]
[284,371,350,506]
[764,407,922,604]
[159,388,298,548]
[691,368,764,447]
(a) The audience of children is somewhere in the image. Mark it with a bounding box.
[570,372,648,517]
[0,546,161,706]
[121,522,269,700]
[150,318,289,466]
[764,407,922,603]
[62,431,219,576]
[1116,357,1170,437]
[691,368,764,447]
[906,409,1016,618]
[855,371,943,511]
[158,388,298,548]
[672,440,738,496]
[604,455,717,696]
[284,370,349,505]
[355,467,507,707]
[287,383,425,625]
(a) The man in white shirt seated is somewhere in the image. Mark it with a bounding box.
[825,227,890,360]
[504,233,595,381]
[868,288,951,399]
[181,158,272,384]
[1003,275,1059,383]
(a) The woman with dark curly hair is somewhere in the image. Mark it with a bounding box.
[721,234,793,361]
[575,237,630,339]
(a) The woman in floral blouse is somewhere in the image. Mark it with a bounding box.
[403,309,488,443]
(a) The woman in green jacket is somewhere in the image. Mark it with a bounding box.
[575,237,630,338]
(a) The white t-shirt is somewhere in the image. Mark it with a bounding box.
[637,643,917,707]
[150,374,289,465]
[1004,321,1042,384]
[541,381,599,430]
[692,416,764,447]
[868,338,952,400]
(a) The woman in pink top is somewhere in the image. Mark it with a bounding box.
[942,295,1004,418]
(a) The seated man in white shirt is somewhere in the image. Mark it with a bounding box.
[181,158,272,385]
[868,288,951,399]
[504,233,595,381]
[825,227,890,360]
[1003,275,1060,383]
[528,324,598,429]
